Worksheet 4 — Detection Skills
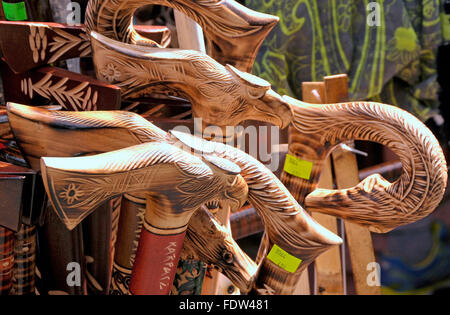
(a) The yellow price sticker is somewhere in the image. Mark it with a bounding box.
[283,154,313,180]
[267,244,302,273]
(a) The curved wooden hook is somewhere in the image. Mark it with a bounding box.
[285,96,448,233]
[85,0,279,72]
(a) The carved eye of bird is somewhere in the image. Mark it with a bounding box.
[222,250,234,265]
[225,64,271,100]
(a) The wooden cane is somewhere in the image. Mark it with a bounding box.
[6,103,259,295]
[88,32,447,231]
[85,0,278,73]
[39,142,249,295]
[282,81,344,295]
[9,103,447,293]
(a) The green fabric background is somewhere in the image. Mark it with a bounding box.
[246,0,445,121]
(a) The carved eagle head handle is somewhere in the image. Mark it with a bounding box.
[89,31,293,131]
[183,207,258,294]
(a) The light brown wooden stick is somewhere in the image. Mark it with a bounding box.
[7,103,256,294]
[288,82,343,295]
[324,75,380,295]
[39,142,249,295]
[85,0,278,72]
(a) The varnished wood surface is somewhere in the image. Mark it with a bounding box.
[85,0,278,72]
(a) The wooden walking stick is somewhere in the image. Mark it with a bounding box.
[88,32,447,231]
[323,75,380,295]
[8,85,448,293]
[6,103,258,295]
[85,0,279,73]
[282,81,344,295]
[89,32,293,128]
[39,142,249,295]
[0,21,172,73]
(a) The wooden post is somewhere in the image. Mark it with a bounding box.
[324,75,381,295]
[302,82,344,295]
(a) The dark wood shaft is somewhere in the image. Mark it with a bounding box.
[0,227,14,295]
[11,224,36,295]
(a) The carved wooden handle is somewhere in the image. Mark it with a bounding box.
[183,207,258,294]
[40,142,235,230]
[89,32,293,129]
[286,96,448,233]
[40,141,248,294]
[8,103,343,294]
[168,130,343,295]
[85,0,278,72]
[7,103,256,294]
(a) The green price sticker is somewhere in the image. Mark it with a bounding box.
[283,154,313,180]
[267,244,302,273]
[2,1,28,21]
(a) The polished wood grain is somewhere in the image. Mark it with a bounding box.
[85,0,278,72]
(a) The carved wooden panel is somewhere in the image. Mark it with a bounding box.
[1,61,121,111]
[0,21,171,73]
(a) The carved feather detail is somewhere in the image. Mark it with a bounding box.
[41,142,213,229]
[288,98,448,232]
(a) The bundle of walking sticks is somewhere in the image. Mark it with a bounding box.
[0,0,447,295]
